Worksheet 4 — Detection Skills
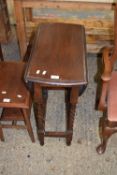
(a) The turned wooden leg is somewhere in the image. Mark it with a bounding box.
[12,121,17,126]
[66,87,79,145]
[34,83,47,145]
[0,44,4,61]
[97,118,117,154]
[0,124,4,141]
[22,109,35,142]
[65,88,70,119]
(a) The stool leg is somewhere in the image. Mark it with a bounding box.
[22,109,35,142]
[0,124,4,141]
[66,87,79,145]
[34,83,46,145]
[0,44,4,61]
[12,121,17,126]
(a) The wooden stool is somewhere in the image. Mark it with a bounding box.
[25,23,88,145]
[0,61,35,142]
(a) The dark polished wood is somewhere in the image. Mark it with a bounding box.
[25,23,87,86]
[0,44,4,61]
[97,118,117,154]
[25,23,88,145]
[0,62,29,108]
[0,61,35,142]
[97,3,117,155]
[97,48,117,154]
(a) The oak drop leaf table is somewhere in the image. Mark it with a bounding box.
[25,23,88,145]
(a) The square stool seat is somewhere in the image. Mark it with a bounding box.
[0,61,35,142]
[0,62,29,108]
[108,72,117,121]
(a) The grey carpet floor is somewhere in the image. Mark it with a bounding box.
[0,29,117,175]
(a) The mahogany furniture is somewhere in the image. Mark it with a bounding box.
[0,61,35,142]
[0,0,11,43]
[25,23,88,145]
[0,44,4,61]
[97,3,117,154]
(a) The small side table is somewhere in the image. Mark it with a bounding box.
[25,23,88,145]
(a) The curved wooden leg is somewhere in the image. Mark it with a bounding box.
[96,130,111,154]
[97,118,117,154]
